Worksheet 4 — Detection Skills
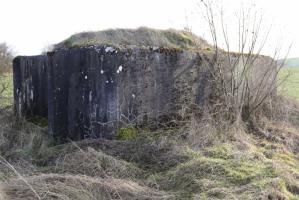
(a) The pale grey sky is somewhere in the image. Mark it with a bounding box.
[0,0,297,57]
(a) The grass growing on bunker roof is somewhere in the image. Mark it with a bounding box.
[54,27,211,50]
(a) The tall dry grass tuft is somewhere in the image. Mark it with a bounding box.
[0,155,41,199]
[0,186,6,200]
[2,173,171,200]
[186,106,246,149]
[0,135,172,199]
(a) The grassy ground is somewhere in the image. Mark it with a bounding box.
[279,67,299,101]
[0,71,298,199]
[0,108,298,199]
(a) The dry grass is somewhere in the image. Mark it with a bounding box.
[0,187,6,200]
[2,174,170,200]
[45,147,145,179]
[0,97,298,199]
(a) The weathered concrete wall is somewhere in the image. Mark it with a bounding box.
[13,45,276,141]
[47,46,208,141]
[14,46,211,141]
[13,55,48,118]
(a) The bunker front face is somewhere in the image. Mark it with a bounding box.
[13,45,275,142]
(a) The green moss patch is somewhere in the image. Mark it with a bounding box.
[115,126,138,140]
[155,144,281,199]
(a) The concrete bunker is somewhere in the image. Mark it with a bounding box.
[13,45,275,141]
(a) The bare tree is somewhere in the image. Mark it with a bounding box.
[0,43,13,74]
[198,0,290,121]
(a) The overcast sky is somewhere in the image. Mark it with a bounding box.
[0,0,298,57]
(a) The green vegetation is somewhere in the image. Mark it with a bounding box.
[279,67,299,100]
[147,139,299,199]
[115,126,138,140]
[0,73,13,108]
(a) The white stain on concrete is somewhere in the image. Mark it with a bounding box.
[89,91,92,102]
[152,46,159,51]
[117,65,123,74]
[105,46,115,53]
[118,65,123,72]
[30,89,34,100]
